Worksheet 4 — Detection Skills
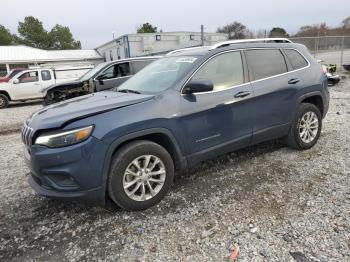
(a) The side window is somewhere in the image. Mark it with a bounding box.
[132,60,153,74]
[192,51,244,91]
[18,71,39,83]
[246,49,287,81]
[116,62,130,77]
[41,70,51,81]
[284,49,308,70]
[100,65,116,79]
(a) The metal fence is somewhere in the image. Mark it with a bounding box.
[291,36,350,71]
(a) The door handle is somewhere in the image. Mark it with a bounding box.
[234,91,251,98]
[34,83,40,86]
[288,78,300,84]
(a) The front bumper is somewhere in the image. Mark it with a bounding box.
[25,136,108,203]
[28,174,103,202]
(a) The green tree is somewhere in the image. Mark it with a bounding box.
[49,24,81,49]
[217,21,247,39]
[0,25,14,45]
[137,22,157,33]
[269,27,289,38]
[16,16,81,50]
[17,16,50,49]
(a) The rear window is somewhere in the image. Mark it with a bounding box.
[246,49,287,81]
[41,70,51,81]
[284,49,308,70]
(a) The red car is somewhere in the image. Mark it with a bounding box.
[0,68,26,83]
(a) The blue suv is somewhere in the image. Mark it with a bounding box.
[22,39,329,210]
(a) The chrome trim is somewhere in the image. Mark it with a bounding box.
[180,47,310,96]
[21,122,34,147]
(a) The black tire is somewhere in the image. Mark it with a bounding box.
[108,140,174,211]
[0,94,9,109]
[286,103,322,150]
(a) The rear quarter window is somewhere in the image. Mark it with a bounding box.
[284,49,309,70]
[246,49,287,81]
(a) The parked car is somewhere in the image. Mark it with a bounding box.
[22,39,329,210]
[42,57,160,105]
[0,65,93,109]
[0,68,26,83]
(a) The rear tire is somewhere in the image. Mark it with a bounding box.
[0,94,9,109]
[108,140,174,211]
[286,103,322,150]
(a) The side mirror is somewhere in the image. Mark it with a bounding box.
[13,79,19,84]
[182,79,214,94]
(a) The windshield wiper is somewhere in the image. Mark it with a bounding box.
[118,89,141,94]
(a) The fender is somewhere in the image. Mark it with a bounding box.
[0,90,12,101]
[297,91,324,105]
[294,90,326,117]
[100,128,187,202]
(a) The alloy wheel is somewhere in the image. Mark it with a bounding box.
[298,111,319,143]
[122,155,166,201]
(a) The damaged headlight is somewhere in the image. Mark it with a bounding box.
[35,126,94,148]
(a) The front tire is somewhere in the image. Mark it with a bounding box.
[0,94,9,109]
[287,103,322,150]
[108,140,174,211]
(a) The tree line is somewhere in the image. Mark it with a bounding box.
[1,16,349,50]
[216,16,350,39]
[0,16,81,49]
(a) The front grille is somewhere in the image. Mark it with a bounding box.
[21,123,35,147]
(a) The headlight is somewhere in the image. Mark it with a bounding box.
[35,126,94,148]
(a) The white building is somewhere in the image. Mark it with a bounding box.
[0,45,103,76]
[96,32,228,61]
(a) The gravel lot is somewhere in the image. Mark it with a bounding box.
[0,80,349,261]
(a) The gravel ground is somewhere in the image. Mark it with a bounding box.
[0,101,42,134]
[0,80,349,261]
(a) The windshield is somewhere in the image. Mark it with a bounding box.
[78,62,108,81]
[117,56,198,94]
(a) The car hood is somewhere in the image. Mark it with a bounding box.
[28,91,155,130]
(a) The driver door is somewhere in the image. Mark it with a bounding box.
[12,70,41,100]
[179,51,254,164]
[95,62,131,91]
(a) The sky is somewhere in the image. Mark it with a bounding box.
[0,0,348,49]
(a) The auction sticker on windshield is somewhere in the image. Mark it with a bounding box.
[176,57,197,63]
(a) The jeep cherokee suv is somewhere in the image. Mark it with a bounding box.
[22,39,329,211]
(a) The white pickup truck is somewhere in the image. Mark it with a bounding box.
[0,66,93,108]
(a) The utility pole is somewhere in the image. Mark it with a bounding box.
[201,25,204,46]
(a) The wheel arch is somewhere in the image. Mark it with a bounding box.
[298,91,325,117]
[0,91,11,101]
[100,128,187,204]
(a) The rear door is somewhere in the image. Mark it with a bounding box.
[245,48,305,143]
[179,51,254,162]
[95,62,131,91]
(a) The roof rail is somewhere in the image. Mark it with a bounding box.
[166,46,210,55]
[210,38,293,49]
